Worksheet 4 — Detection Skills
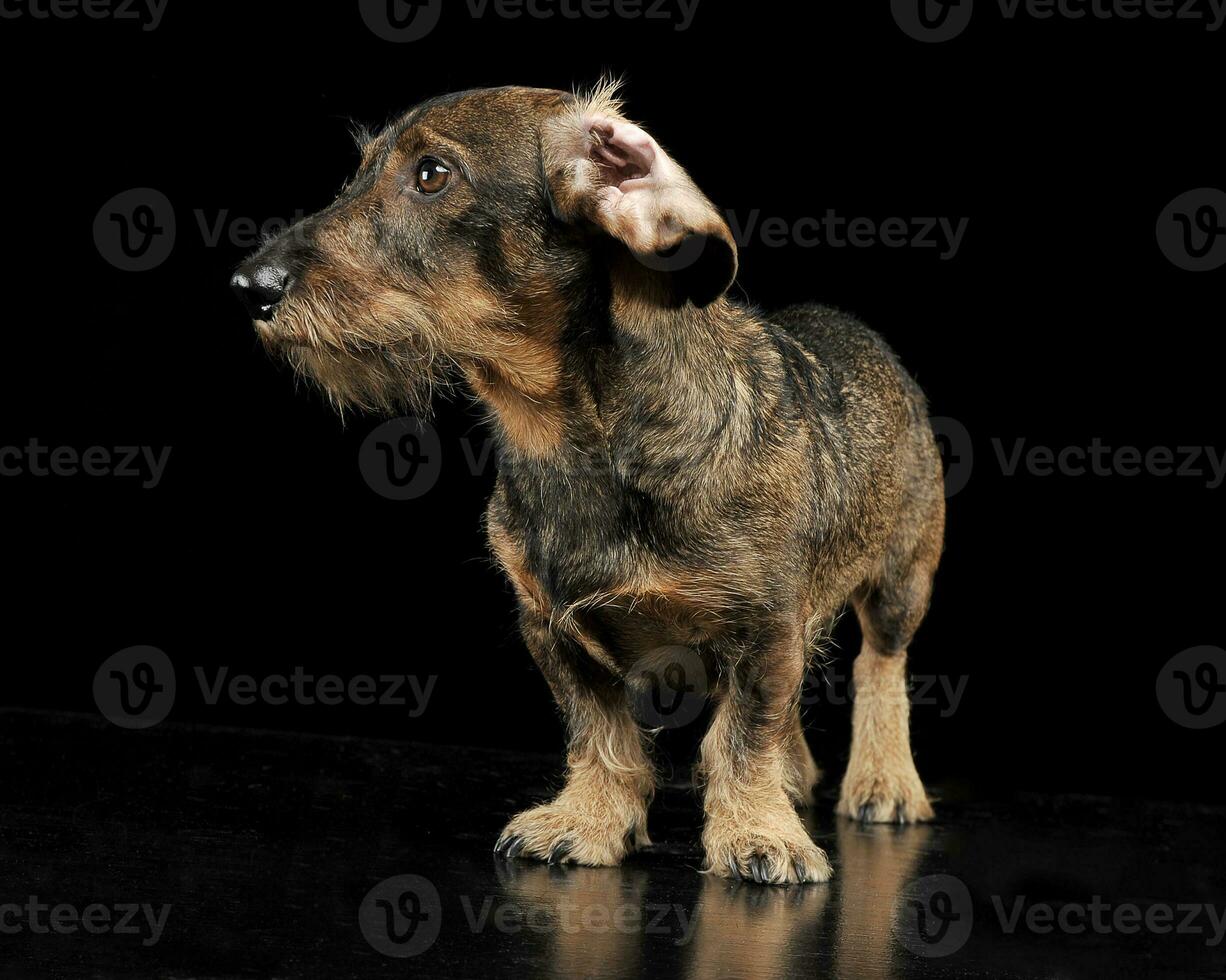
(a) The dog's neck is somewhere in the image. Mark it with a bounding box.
[466,260,765,472]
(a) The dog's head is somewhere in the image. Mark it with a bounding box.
[230,82,737,418]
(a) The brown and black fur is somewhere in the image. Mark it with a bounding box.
[232,81,945,885]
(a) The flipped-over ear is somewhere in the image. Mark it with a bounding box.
[542,86,737,308]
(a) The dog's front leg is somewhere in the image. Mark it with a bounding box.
[495,612,655,867]
[699,622,832,884]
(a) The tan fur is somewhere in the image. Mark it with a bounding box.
[697,628,833,884]
[487,521,550,615]
[497,690,655,866]
[699,712,833,884]
[836,643,934,823]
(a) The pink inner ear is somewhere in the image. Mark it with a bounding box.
[590,121,658,187]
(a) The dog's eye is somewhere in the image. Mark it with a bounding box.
[415,158,451,195]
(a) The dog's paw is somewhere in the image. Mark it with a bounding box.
[494,802,646,867]
[836,766,934,824]
[703,811,832,885]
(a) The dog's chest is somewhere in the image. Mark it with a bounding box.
[498,449,683,580]
[491,451,733,653]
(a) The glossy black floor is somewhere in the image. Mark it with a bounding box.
[1,710,1222,979]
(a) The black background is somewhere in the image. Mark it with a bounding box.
[2,0,1222,803]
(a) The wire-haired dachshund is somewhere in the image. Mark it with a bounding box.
[231,80,945,885]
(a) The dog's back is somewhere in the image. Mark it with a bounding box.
[764,302,941,537]
[767,303,929,430]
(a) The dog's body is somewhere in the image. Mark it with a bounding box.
[232,83,943,885]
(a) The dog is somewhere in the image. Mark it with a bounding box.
[231,81,944,885]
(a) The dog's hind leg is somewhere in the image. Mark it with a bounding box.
[495,611,655,867]
[836,635,934,824]
[837,472,943,824]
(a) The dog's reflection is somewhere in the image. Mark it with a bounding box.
[832,819,933,980]
[496,859,652,978]
[684,865,830,980]
[495,816,932,980]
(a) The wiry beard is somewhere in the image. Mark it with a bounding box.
[272,338,455,417]
[258,282,461,417]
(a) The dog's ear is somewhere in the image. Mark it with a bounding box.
[542,85,737,308]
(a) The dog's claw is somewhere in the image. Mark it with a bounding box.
[495,835,525,859]
[858,804,872,823]
[547,840,572,865]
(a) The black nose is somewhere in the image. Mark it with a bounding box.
[230,262,290,320]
